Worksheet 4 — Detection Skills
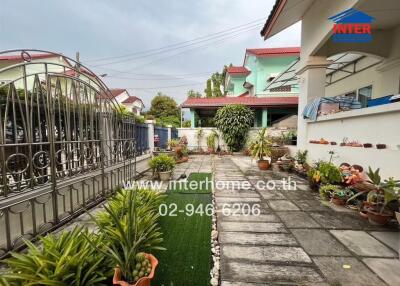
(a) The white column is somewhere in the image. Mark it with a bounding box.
[145,120,155,153]
[167,125,172,142]
[296,56,330,149]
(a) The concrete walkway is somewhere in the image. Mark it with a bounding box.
[215,155,400,286]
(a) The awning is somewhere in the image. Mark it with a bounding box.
[265,53,382,90]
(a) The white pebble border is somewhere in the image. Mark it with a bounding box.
[210,159,220,286]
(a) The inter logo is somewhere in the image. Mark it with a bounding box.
[329,8,374,43]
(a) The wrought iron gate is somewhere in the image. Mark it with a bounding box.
[0,50,137,257]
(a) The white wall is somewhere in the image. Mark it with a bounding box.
[177,127,295,150]
[305,102,400,178]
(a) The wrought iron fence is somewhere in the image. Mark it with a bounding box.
[154,126,168,149]
[0,49,138,258]
[171,127,178,139]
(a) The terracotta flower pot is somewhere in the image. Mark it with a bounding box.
[365,207,393,225]
[257,160,270,170]
[113,254,158,286]
[331,197,346,206]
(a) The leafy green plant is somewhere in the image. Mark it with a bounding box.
[1,226,109,286]
[149,154,176,172]
[214,104,254,151]
[248,128,271,161]
[167,139,180,149]
[319,184,341,200]
[315,161,342,184]
[295,150,308,165]
[89,189,164,284]
[206,130,219,151]
[195,128,204,150]
[366,167,382,186]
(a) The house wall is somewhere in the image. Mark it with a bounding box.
[294,0,400,180]
[244,54,299,96]
[177,127,295,150]
[229,75,248,96]
[305,102,400,178]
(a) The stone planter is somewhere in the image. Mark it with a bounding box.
[159,170,172,181]
[270,146,288,163]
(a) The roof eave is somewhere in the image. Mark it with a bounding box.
[260,0,287,39]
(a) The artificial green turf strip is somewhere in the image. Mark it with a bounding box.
[170,172,212,194]
[152,193,212,286]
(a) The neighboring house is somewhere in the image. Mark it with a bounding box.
[261,0,400,178]
[0,52,103,93]
[99,88,144,115]
[182,47,300,127]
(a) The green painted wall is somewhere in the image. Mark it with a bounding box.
[244,54,299,95]
[226,75,248,96]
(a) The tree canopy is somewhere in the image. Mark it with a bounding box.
[148,92,180,118]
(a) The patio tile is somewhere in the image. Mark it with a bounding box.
[215,197,261,203]
[291,229,351,256]
[219,232,297,246]
[313,257,387,286]
[295,200,331,211]
[221,261,324,284]
[219,222,287,233]
[276,212,321,228]
[369,231,400,252]
[215,190,260,197]
[268,200,300,211]
[217,213,280,223]
[330,230,397,257]
[258,190,286,199]
[222,245,312,263]
[363,258,400,286]
[309,212,369,229]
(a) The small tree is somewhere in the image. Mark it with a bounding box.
[214,104,254,151]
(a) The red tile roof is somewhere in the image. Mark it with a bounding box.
[122,96,143,105]
[181,96,298,108]
[98,88,127,99]
[62,67,96,77]
[0,53,59,61]
[246,47,300,57]
[226,66,250,75]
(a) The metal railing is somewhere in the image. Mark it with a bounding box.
[154,126,168,149]
[135,124,149,155]
[0,50,138,258]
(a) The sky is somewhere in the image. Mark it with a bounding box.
[0,0,301,110]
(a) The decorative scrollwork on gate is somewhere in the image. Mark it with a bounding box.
[0,49,137,256]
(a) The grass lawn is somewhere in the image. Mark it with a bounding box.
[153,173,212,286]
[171,172,212,194]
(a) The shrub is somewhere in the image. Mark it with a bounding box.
[1,226,109,286]
[214,104,254,151]
[149,154,176,172]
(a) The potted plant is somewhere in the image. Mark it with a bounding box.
[206,130,219,153]
[168,139,180,152]
[149,154,176,181]
[249,128,272,170]
[307,161,342,191]
[363,169,399,225]
[90,189,164,286]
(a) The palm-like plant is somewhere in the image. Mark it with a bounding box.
[89,189,165,284]
[249,128,271,161]
[1,226,109,286]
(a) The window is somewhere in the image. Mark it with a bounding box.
[358,85,372,108]
[271,86,291,92]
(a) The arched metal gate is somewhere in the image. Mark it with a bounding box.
[0,50,137,257]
